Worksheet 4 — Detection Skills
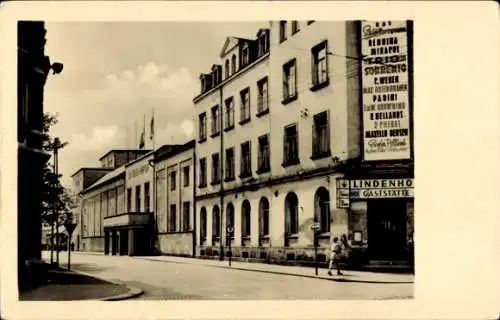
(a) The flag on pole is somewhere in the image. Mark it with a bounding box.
[139,115,146,149]
[150,110,155,141]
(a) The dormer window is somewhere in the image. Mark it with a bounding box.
[213,69,218,87]
[258,31,269,56]
[200,75,207,93]
[231,54,237,74]
[225,59,230,79]
[241,44,250,68]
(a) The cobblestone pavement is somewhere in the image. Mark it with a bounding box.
[42,251,413,300]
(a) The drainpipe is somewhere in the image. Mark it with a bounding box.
[219,84,225,261]
[192,146,197,258]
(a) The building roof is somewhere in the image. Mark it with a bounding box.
[124,150,155,168]
[81,165,126,195]
[154,140,196,163]
[98,149,152,161]
[70,167,112,178]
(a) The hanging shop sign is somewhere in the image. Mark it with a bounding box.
[361,20,412,161]
[349,178,414,199]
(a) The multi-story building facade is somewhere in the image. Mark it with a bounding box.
[193,28,271,259]
[153,140,196,256]
[17,21,63,289]
[194,20,414,267]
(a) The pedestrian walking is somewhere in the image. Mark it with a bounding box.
[327,237,343,276]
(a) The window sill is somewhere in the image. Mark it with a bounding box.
[281,159,300,168]
[224,176,235,183]
[259,235,270,239]
[317,232,331,239]
[238,118,251,126]
[198,183,207,188]
[310,78,330,92]
[281,94,298,105]
[286,234,299,239]
[310,150,332,160]
[256,108,269,118]
[198,137,207,144]
[224,125,235,132]
[210,180,221,186]
[256,167,270,174]
[239,172,253,180]
[241,236,251,240]
[210,131,220,138]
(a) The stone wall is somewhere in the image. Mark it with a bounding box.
[158,232,193,256]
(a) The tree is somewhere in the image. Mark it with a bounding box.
[40,113,71,228]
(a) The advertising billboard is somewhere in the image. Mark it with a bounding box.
[361,21,412,161]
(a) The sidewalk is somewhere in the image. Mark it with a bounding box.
[137,255,414,284]
[19,266,143,301]
[74,252,413,284]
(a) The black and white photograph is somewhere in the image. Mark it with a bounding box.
[1,2,499,320]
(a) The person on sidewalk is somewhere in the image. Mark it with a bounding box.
[328,237,343,276]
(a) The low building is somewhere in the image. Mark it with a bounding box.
[153,140,196,256]
[77,149,151,254]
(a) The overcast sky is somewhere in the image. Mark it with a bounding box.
[44,21,268,187]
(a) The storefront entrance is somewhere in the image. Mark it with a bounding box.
[367,199,407,260]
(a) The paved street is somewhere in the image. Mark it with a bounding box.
[42,251,413,300]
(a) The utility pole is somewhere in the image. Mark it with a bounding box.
[53,137,61,267]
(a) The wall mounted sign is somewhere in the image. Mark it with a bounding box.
[349,178,414,199]
[361,20,412,161]
[336,178,350,208]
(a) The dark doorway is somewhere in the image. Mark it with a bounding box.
[119,230,129,256]
[367,199,407,260]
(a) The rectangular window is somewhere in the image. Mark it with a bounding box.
[211,105,220,136]
[144,182,150,212]
[211,153,220,184]
[242,45,250,67]
[225,147,235,181]
[135,185,141,212]
[170,171,177,191]
[182,202,190,231]
[312,111,331,157]
[199,158,207,187]
[240,141,252,178]
[126,188,132,212]
[283,124,299,166]
[257,77,269,114]
[312,41,329,87]
[279,20,287,43]
[258,134,270,173]
[258,33,268,56]
[168,204,177,232]
[199,112,207,141]
[291,21,300,34]
[239,88,250,123]
[225,97,234,130]
[283,59,297,101]
[183,166,190,187]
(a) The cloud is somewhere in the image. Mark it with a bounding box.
[70,125,121,151]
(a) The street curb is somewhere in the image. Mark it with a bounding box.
[138,257,414,284]
[64,268,144,301]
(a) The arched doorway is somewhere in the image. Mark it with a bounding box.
[241,200,251,246]
[314,187,331,233]
[200,207,207,244]
[212,205,221,241]
[284,192,299,247]
[259,197,270,246]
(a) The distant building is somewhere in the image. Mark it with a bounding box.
[153,140,196,256]
[75,149,151,254]
[17,21,63,289]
